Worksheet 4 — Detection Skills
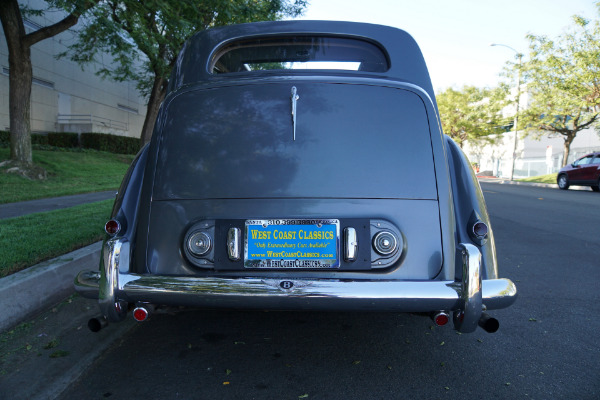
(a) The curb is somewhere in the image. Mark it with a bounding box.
[478,178,556,188]
[478,178,594,191]
[0,191,116,220]
[0,241,102,333]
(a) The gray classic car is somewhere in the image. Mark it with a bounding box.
[75,20,517,333]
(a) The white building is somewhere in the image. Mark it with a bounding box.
[465,128,600,178]
[463,87,600,179]
[0,0,146,137]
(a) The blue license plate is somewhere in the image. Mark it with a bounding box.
[244,219,340,268]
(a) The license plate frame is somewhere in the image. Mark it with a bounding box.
[244,219,340,268]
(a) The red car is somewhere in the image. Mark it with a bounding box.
[557,152,600,191]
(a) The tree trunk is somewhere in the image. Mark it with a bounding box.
[561,132,576,167]
[1,0,33,165]
[140,75,167,146]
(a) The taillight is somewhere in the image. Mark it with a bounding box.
[105,219,121,236]
[472,221,488,239]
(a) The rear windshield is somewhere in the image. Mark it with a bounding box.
[211,36,389,74]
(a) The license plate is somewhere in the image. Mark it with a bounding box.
[244,219,340,268]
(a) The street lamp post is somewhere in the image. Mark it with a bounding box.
[490,43,523,181]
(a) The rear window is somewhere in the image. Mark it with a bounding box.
[211,36,389,74]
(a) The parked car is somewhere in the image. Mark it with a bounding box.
[557,152,600,191]
[75,20,517,334]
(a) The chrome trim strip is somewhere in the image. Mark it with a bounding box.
[291,86,299,140]
[73,270,100,299]
[344,227,358,262]
[227,227,241,261]
[453,243,483,333]
[98,238,129,322]
[117,275,515,312]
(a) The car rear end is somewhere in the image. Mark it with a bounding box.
[75,21,516,333]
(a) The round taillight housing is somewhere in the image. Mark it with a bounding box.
[472,221,488,239]
[187,231,212,256]
[105,219,121,236]
[372,231,398,256]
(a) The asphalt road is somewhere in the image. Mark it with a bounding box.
[59,183,600,400]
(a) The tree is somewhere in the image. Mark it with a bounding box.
[436,85,508,148]
[64,0,307,146]
[0,0,98,175]
[518,6,600,167]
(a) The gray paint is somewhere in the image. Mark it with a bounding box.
[154,82,437,200]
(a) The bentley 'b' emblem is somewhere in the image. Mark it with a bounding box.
[280,281,294,290]
[262,279,312,292]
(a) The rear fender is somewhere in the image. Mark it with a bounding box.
[444,136,498,280]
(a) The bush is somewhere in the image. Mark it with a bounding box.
[0,130,8,146]
[48,132,79,148]
[0,131,48,147]
[81,132,139,155]
[32,133,49,145]
[0,130,139,154]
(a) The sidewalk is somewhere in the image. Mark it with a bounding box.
[0,192,134,399]
[1,190,119,332]
[477,176,556,188]
[477,176,594,191]
[0,190,116,220]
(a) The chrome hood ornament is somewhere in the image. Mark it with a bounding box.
[291,86,299,141]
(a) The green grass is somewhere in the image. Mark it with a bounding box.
[0,200,112,277]
[516,173,558,184]
[0,148,134,204]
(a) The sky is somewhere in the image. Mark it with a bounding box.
[298,0,599,92]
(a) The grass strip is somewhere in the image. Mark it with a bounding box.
[516,173,557,184]
[0,200,112,278]
[0,148,134,204]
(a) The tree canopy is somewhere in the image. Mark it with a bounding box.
[436,85,508,148]
[518,6,600,166]
[64,0,307,145]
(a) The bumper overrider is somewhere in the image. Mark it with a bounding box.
[74,238,517,333]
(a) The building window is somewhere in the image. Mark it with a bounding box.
[23,19,42,31]
[2,67,55,89]
[118,104,138,114]
[32,77,55,89]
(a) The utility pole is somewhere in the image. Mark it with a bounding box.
[490,43,523,181]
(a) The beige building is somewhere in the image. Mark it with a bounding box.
[0,0,146,137]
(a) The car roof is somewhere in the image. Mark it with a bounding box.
[168,20,436,102]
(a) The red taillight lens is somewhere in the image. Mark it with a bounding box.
[105,219,121,236]
[433,312,449,326]
[133,307,148,322]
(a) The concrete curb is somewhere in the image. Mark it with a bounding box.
[0,241,102,333]
[478,178,557,188]
[478,178,594,191]
[0,191,116,220]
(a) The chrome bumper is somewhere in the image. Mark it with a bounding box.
[74,239,517,333]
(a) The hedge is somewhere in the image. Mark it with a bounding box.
[81,132,140,155]
[48,132,78,148]
[0,130,140,155]
[1,131,49,146]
